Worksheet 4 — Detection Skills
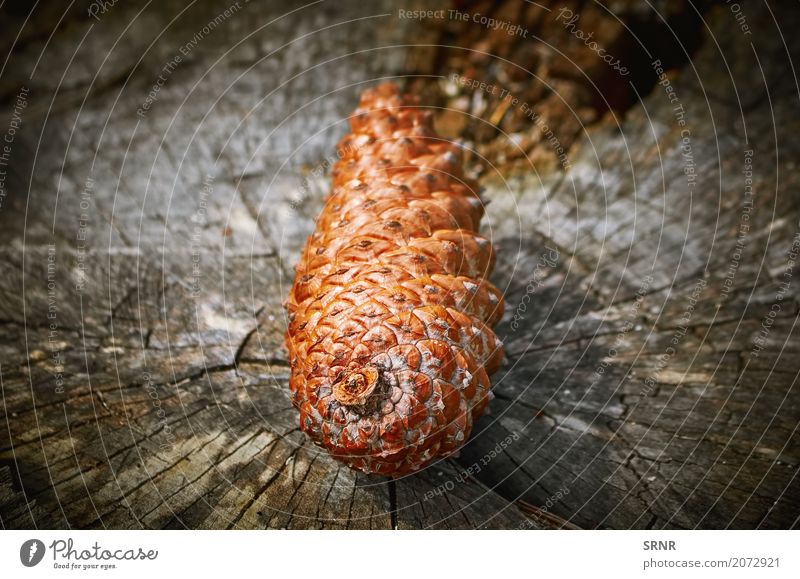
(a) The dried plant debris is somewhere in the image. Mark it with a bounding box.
[405,0,708,175]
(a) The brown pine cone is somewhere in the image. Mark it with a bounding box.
[285,83,504,476]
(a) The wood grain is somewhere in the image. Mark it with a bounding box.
[0,0,798,529]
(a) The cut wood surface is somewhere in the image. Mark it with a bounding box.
[0,0,798,529]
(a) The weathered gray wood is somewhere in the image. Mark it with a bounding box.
[1,0,798,530]
[0,0,537,530]
[444,0,800,529]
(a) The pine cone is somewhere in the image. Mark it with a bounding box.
[285,83,504,476]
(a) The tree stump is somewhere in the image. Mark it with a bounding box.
[0,0,798,529]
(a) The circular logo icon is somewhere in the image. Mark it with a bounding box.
[20,539,46,567]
